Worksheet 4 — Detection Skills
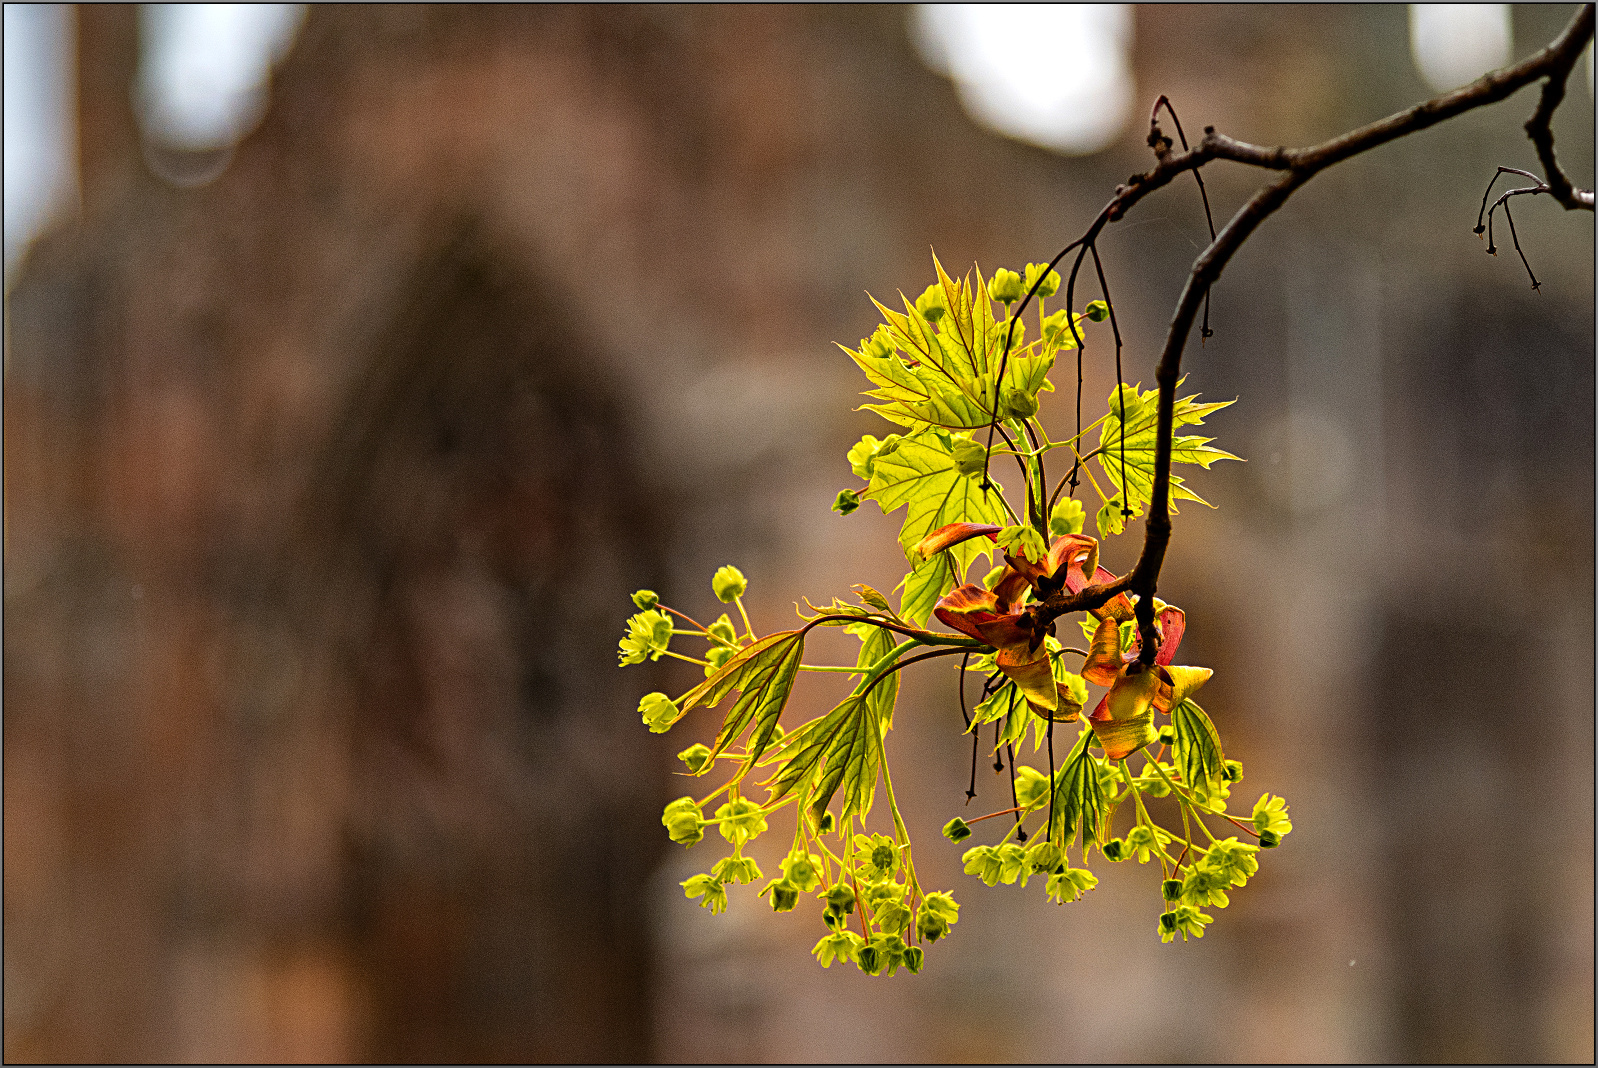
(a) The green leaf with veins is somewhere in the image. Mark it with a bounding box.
[677,630,806,771]
[1096,382,1240,523]
[866,427,1007,597]
[1171,699,1226,801]
[859,625,899,734]
[841,258,1061,431]
[770,630,903,826]
[1051,726,1108,848]
[896,553,958,629]
[766,694,853,806]
[779,691,874,828]
[972,680,1030,750]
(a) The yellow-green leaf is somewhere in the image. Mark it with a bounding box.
[1050,726,1108,848]
[1171,699,1225,800]
[678,630,806,771]
[1096,382,1240,521]
[867,427,1008,571]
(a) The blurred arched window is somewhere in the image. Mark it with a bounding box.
[1408,4,1511,93]
[910,4,1133,156]
[136,4,305,152]
[4,4,76,281]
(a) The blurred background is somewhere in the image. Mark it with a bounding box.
[4,4,1591,1062]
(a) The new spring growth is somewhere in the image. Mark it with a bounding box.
[1252,794,1292,847]
[618,609,672,665]
[640,692,678,733]
[712,565,747,603]
[662,797,704,847]
[622,253,1290,975]
[677,743,712,774]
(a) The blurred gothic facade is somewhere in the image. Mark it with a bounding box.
[5,5,1592,1062]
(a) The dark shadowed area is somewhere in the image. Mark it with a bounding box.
[5,4,1592,1063]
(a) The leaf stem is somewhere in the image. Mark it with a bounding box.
[733,594,756,642]
[877,745,922,905]
[660,604,713,634]
[799,613,986,650]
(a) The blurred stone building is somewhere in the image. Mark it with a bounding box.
[5,4,1591,1062]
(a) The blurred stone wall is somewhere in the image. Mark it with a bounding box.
[4,4,1591,1062]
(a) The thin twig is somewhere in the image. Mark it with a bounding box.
[858,647,965,702]
[1499,197,1541,290]
[1151,96,1219,339]
[1090,244,1133,520]
[1006,743,1026,841]
[1046,716,1057,843]
[1475,166,1547,231]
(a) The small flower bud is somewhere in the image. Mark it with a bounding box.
[711,565,747,602]
[847,435,883,479]
[704,645,736,676]
[904,946,925,974]
[1102,838,1128,862]
[769,881,799,912]
[618,608,674,665]
[864,325,895,358]
[715,797,768,846]
[1223,759,1244,782]
[1259,830,1281,848]
[832,489,861,516]
[661,797,704,847]
[1025,840,1062,875]
[915,283,947,322]
[631,589,659,610]
[989,268,1024,304]
[781,852,823,893]
[1251,793,1291,841]
[1157,725,1177,746]
[857,946,882,975]
[1024,262,1061,298]
[817,811,835,834]
[1049,498,1085,537]
[941,817,972,843]
[999,386,1039,420]
[825,883,856,915]
[916,910,949,943]
[676,742,712,774]
[1159,910,1180,934]
[681,873,727,913]
[1013,766,1050,810]
[950,437,987,478]
[714,855,763,884]
[1085,299,1110,322]
[1162,878,1184,901]
[639,692,678,733]
[708,615,738,645]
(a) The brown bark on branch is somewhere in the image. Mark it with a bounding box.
[1018,3,1595,658]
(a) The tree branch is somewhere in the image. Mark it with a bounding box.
[1126,2,1594,660]
[1015,4,1595,655]
[1525,9,1598,210]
